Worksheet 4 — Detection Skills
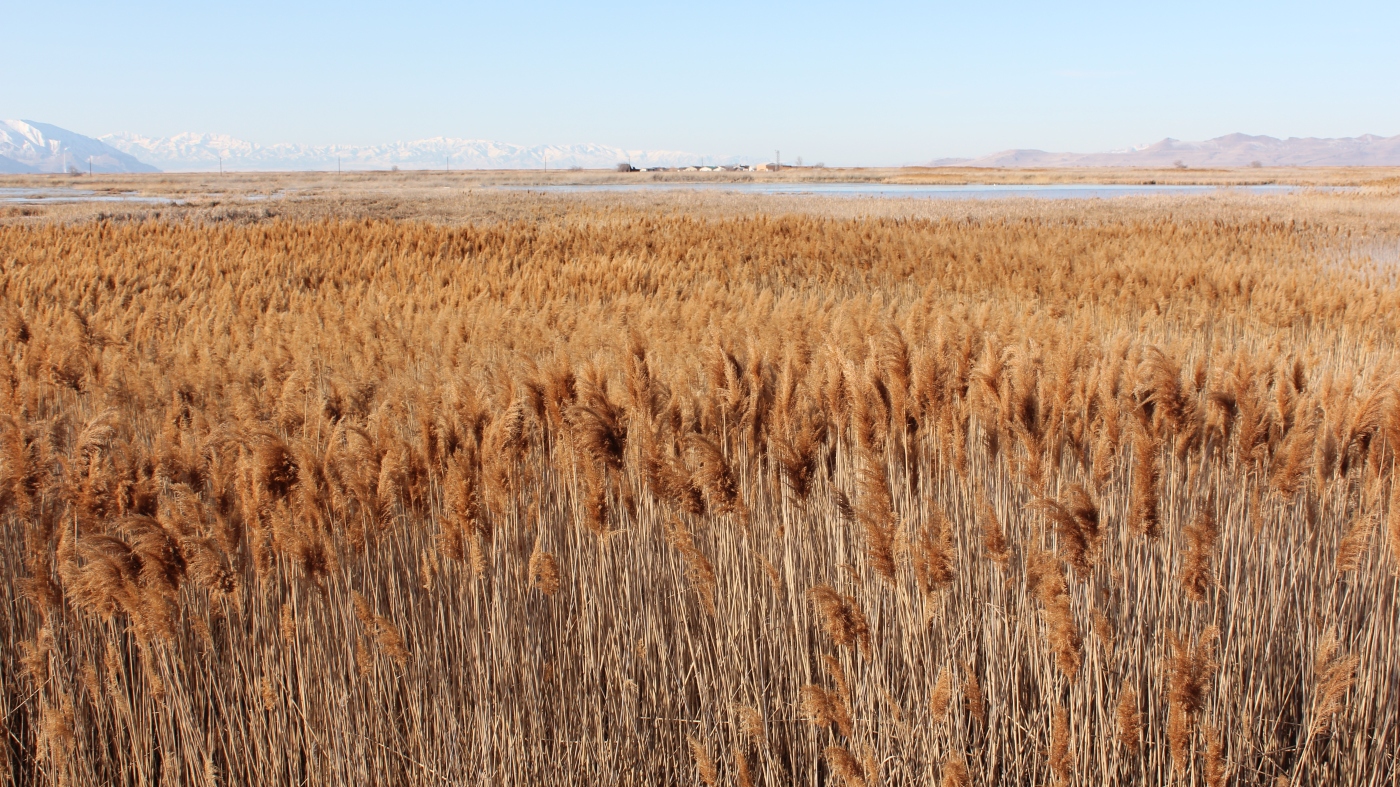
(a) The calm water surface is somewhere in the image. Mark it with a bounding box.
[0,188,174,204]
[500,182,1308,200]
[0,183,1323,205]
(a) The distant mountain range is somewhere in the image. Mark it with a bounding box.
[923,133,1400,168]
[1,119,157,174]
[6,120,1400,174]
[100,132,740,172]
[1,119,739,173]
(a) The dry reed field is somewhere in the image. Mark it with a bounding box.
[2,193,1399,785]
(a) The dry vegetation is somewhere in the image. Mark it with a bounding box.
[5,170,1400,241]
[2,190,1399,786]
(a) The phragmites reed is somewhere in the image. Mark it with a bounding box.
[1130,428,1163,539]
[734,746,754,787]
[1389,482,1400,570]
[976,492,1010,564]
[1167,627,1219,772]
[687,734,718,787]
[855,451,898,582]
[807,585,871,655]
[1029,549,1082,681]
[1271,426,1314,500]
[802,684,854,738]
[736,705,766,747]
[1308,631,1360,739]
[961,660,985,727]
[280,603,296,645]
[1093,608,1117,657]
[930,667,953,724]
[1205,726,1227,787]
[1116,682,1141,753]
[684,433,746,523]
[1180,505,1219,602]
[940,755,971,787]
[824,745,866,787]
[441,453,481,565]
[528,537,561,596]
[775,413,823,501]
[3,196,1399,786]
[667,517,718,615]
[1335,512,1375,574]
[822,654,852,706]
[352,591,411,668]
[1033,483,1100,577]
[913,505,956,600]
[1050,703,1071,784]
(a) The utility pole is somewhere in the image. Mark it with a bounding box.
[775,150,780,170]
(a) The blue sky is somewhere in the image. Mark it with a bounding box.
[3,0,1398,164]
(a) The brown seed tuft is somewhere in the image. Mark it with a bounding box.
[855,449,898,582]
[668,518,718,615]
[1116,682,1141,753]
[1309,630,1359,738]
[734,745,754,787]
[961,660,986,727]
[1167,627,1219,771]
[1205,725,1227,787]
[807,585,871,655]
[913,505,956,600]
[1029,550,1082,681]
[1130,429,1162,539]
[801,684,853,738]
[1049,703,1071,784]
[1336,512,1375,575]
[929,666,953,724]
[1181,505,1220,602]
[528,537,562,596]
[940,755,971,787]
[824,745,866,787]
[686,734,717,787]
[351,591,411,668]
[1093,608,1117,657]
[977,492,1010,564]
[736,704,766,747]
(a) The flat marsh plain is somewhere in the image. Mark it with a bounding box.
[2,169,1399,785]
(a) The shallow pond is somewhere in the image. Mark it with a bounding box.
[497,182,1314,200]
[0,188,175,204]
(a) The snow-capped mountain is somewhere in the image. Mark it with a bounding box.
[101,131,741,172]
[923,133,1400,168]
[0,120,159,173]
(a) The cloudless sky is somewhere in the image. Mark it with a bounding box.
[3,0,1398,164]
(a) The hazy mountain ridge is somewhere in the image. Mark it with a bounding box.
[9,120,1398,173]
[101,131,741,172]
[924,133,1400,168]
[0,155,35,174]
[0,120,159,173]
